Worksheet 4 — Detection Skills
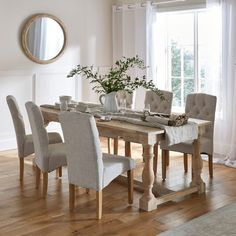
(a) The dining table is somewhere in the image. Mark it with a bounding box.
[40,106,211,212]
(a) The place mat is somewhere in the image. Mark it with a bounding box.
[40,104,60,110]
[40,104,76,111]
[78,102,103,108]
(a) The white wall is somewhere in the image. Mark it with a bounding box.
[0,0,114,150]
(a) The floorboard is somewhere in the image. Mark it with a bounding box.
[0,137,235,236]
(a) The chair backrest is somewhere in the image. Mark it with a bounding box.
[25,101,49,171]
[185,93,217,139]
[6,95,26,158]
[145,90,173,114]
[59,112,103,191]
[116,90,134,109]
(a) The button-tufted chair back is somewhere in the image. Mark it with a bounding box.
[145,90,173,114]
[116,90,134,109]
[185,93,217,140]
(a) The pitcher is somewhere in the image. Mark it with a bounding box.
[99,92,119,113]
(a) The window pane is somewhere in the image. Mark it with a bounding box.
[184,46,194,77]
[168,12,194,108]
[184,78,194,103]
[171,40,181,77]
[172,77,181,107]
[198,12,207,92]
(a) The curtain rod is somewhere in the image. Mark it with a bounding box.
[115,0,186,10]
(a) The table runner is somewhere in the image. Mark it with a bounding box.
[41,104,198,146]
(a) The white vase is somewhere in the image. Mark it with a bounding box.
[99,92,119,113]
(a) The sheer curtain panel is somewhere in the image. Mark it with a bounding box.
[205,0,236,167]
[112,2,157,110]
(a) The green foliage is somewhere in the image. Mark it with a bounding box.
[171,40,195,106]
[67,55,164,99]
[171,41,181,77]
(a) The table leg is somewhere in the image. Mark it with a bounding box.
[125,141,131,157]
[190,139,206,193]
[139,144,157,211]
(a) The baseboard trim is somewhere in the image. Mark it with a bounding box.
[0,138,17,151]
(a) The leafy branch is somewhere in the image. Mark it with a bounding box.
[67,55,164,99]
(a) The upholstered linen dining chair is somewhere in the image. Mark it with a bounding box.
[6,95,63,181]
[144,90,173,175]
[59,112,135,219]
[160,93,217,179]
[25,101,67,197]
[107,90,134,154]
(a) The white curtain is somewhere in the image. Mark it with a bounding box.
[112,1,157,110]
[205,0,236,167]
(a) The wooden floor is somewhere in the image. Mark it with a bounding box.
[0,138,236,236]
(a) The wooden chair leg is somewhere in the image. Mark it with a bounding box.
[56,167,62,178]
[36,165,41,189]
[96,190,102,220]
[166,151,170,166]
[162,150,167,181]
[184,153,188,173]
[114,137,119,155]
[125,141,131,157]
[208,154,213,178]
[69,184,75,212]
[142,146,145,162]
[107,138,111,154]
[127,170,134,204]
[191,154,194,179]
[19,158,24,181]
[153,144,158,175]
[42,172,48,198]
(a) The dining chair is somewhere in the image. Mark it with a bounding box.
[160,93,217,179]
[107,90,134,155]
[59,112,135,219]
[144,90,173,175]
[6,95,63,181]
[25,101,67,197]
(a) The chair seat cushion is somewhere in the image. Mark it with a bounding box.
[48,143,67,172]
[102,153,135,188]
[160,136,213,155]
[23,134,34,157]
[23,132,62,158]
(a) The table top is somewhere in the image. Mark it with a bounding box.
[40,106,211,145]
[40,107,211,127]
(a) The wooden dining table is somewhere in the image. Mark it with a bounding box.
[40,106,210,212]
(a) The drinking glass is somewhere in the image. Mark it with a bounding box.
[120,98,126,114]
[144,103,150,113]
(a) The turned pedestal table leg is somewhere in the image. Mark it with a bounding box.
[139,144,157,211]
[190,139,206,193]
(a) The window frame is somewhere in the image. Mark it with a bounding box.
[159,8,207,112]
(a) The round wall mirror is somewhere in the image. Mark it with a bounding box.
[21,14,66,64]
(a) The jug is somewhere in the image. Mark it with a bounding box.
[99,92,119,113]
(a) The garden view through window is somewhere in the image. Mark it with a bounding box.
[156,9,220,110]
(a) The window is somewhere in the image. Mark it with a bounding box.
[155,9,217,110]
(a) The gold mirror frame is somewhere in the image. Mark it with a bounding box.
[21,13,67,64]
